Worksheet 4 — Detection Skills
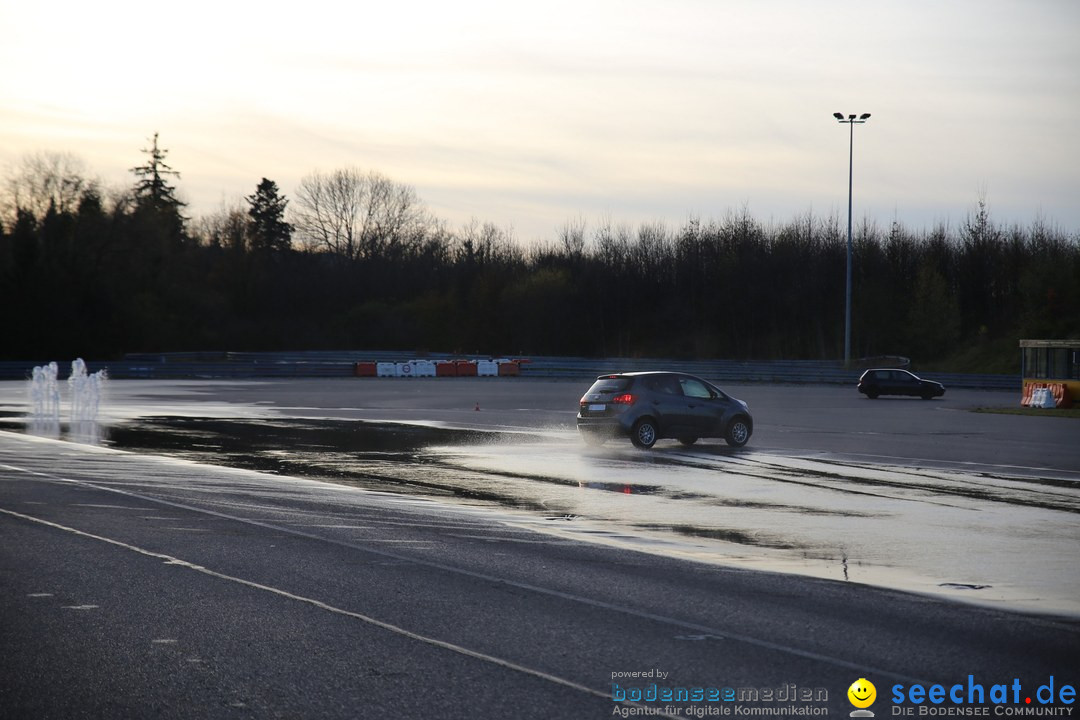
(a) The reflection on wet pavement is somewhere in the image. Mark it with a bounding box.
[86,415,1080,616]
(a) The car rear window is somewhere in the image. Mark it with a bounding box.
[586,377,631,395]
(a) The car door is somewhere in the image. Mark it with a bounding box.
[677,377,724,436]
[875,371,897,395]
[879,370,907,395]
[893,371,920,396]
[640,375,695,436]
[860,370,883,395]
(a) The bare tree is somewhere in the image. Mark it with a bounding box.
[558,216,586,259]
[290,167,429,261]
[455,218,521,266]
[190,201,248,251]
[1,151,96,223]
[364,172,428,259]
[592,218,634,272]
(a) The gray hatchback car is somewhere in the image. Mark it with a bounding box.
[576,371,753,449]
[857,368,945,400]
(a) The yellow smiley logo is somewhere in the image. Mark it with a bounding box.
[848,678,877,708]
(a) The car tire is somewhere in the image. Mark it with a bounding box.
[678,437,698,446]
[725,417,751,447]
[630,418,658,449]
[866,388,879,399]
[921,391,934,400]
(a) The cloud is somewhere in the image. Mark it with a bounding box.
[1,0,1077,240]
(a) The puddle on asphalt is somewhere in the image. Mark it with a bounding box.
[4,413,1079,616]
[102,417,555,508]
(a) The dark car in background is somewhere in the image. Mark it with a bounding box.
[857,368,946,400]
[576,371,753,449]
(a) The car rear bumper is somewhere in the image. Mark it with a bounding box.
[576,415,633,436]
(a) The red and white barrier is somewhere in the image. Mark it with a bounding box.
[356,357,527,379]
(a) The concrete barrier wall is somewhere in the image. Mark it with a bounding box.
[0,352,1019,390]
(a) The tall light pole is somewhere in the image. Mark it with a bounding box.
[833,112,870,367]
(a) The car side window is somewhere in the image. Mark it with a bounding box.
[680,379,713,399]
[643,376,680,395]
[659,376,681,395]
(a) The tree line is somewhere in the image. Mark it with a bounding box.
[2,141,1078,371]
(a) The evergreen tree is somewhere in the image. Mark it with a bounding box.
[131,133,184,210]
[128,132,187,245]
[246,178,293,253]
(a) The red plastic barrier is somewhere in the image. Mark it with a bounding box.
[1022,381,1074,408]
[497,360,520,376]
[455,360,478,377]
[1021,383,1035,406]
[1050,383,1073,408]
[436,361,457,377]
[354,362,377,377]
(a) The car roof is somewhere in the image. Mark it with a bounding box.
[595,371,702,379]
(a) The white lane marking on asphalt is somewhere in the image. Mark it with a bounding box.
[760,449,1080,481]
[361,520,489,530]
[27,593,54,597]
[0,461,940,687]
[63,604,99,610]
[360,539,435,544]
[73,504,145,510]
[152,639,178,644]
[674,634,724,641]
[447,534,572,544]
[0,507,638,712]
[0,463,57,478]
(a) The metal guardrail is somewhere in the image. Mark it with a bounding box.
[0,352,1019,390]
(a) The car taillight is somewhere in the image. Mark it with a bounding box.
[612,393,635,405]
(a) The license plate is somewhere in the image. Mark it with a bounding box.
[588,404,606,412]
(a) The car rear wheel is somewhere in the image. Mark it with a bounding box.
[630,418,658,449]
[725,417,751,447]
[866,388,879,399]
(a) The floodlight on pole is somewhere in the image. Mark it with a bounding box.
[833,111,871,367]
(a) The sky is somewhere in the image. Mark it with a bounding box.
[2,0,1078,242]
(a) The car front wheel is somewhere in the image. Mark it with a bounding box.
[630,418,658,449]
[725,417,751,447]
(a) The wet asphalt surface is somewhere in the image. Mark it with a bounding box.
[1,377,1078,718]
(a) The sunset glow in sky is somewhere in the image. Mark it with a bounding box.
[2,0,1078,240]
